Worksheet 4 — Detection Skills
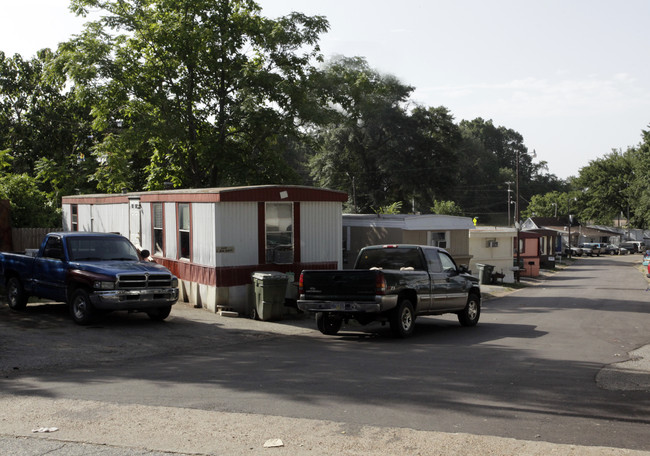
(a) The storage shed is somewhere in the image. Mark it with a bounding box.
[61,185,347,314]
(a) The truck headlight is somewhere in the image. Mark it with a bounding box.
[94,281,116,290]
[171,277,178,288]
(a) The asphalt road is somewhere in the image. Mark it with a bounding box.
[0,253,649,455]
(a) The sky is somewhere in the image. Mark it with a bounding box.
[2,0,649,180]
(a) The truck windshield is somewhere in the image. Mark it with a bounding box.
[355,248,424,270]
[67,237,140,261]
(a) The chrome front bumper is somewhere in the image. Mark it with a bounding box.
[90,287,179,310]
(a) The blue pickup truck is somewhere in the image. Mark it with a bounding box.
[1,232,179,324]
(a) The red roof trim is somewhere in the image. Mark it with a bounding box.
[62,186,347,204]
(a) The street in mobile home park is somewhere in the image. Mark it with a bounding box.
[0,253,649,455]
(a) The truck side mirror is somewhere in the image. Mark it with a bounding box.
[140,249,151,259]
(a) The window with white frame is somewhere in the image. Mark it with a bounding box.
[178,203,190,260]
[265,202,293,264]
[153,203,164,256]
[71,205,78,231]
[428,231,449,249]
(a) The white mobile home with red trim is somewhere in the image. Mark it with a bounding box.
[62,185,347,314]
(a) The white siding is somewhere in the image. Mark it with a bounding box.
[164,202,177,259]
[77,205,92,231]
[90,204,129,235]
[192,203,217,267]
[300,201,342,266]
[62,205,71,230]
[141,203,152,250]
[215,202,258,266]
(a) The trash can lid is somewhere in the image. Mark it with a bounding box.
[252,271,287,279]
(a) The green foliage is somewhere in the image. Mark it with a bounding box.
[573,149,634,224]
[374,201,403,214]
[60,0,330,189]
[627,127,650,227]
[0,174,61,228]
[431,200,464,216]
[522,191,583,220]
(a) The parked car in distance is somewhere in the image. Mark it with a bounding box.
[620,241,646,253]
[604,244,628,255]
[579,243,601,256]
[564,244,583,256]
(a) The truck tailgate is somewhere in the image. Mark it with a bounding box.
[301,270,379,301]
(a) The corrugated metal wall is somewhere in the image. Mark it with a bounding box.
[141,202,152,250]
[300,201,342,267]
[192,202,216,267]
[164,202,177,260]
[91,204,129,234]
[214,202,258,267]
[61,205,70,231]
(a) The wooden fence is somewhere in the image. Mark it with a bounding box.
[10,228,60,252]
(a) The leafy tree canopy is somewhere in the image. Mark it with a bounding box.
[60,0,330,191]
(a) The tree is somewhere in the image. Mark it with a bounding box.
[574,149,634,224]
[628,126,650,228]
[522,191,584,221]
[456,118,564,224]
[0,50,97,211]
[60,0,330,191]
[431,200,464,216]
[0,174,61,228]
[309,56,415,212]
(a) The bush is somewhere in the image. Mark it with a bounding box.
[0,174,61,228]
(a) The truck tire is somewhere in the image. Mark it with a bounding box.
[390,299,415,338]
[69,288,96,325]
[316,312,342,335]
[6,277,28,310]
[458,292,480,327]
[147,305,172,321]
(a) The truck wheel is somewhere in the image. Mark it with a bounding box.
[316,312,342,335]
[147,305,172,321]
[69,289,95,325]
[458,293,480,327]
[390,299,415,338]
[6,277,28,310]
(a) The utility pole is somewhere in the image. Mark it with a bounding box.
[515,154,521,283]
[505,181,513,226]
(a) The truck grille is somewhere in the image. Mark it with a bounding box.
[116,273,173,289]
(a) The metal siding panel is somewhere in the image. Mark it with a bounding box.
[92,204,129,235]
[215,202,258,267]
[61,205,70,230]
[78,205,92,231]
[141,203,152,250]
[192,203,216,267]
[164,202,177,259]
[300,202,342,266]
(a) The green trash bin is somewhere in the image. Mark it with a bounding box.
[251,271,289,321]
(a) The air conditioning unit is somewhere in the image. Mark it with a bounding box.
[486,240,499,248]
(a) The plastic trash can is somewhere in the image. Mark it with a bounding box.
[477,264,495,285]
[251,271,289,321]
